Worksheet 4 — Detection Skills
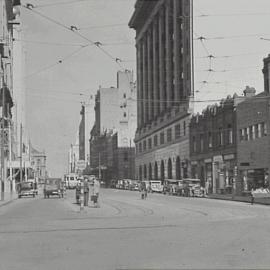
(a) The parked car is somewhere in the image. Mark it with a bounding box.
[44,178,64,198]
[17,182,36,198]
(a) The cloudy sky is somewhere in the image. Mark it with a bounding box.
[21,0,270,176]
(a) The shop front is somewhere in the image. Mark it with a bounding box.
[239,168,269,194]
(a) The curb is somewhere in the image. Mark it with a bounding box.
[207,195,270,206]
[0,197,17,208]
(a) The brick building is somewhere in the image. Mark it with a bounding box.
[190,96,238,194]
[129,0,194,181]
[236,55,270,194]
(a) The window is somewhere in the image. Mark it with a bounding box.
[208,132,212,148]
[160,132,165,145]
[175,124,181,139]
[218,128,223,146]
[123,112,127,118]
[167,128,172,142]
[255,124,259,138]
[258,124,262,138]
[124,151,128,161]
[252,125,256,140]
[249,126,253,140]
[200,134,203,152]
[228,125,233,144]
[192,136,196,153]
[244,128,248,141]
[139,143,142,153]
[183,121,186,136]
[143,140,146,151]
[123,93,126,98]
[239,129,244,142]
[261,122,267,136]
[154,135,158,146]
[148,138,152,150]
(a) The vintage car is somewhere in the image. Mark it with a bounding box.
[17,182,37,198]
[44,178,64,198]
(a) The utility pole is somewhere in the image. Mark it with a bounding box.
[8,109,13,193]
[20,123,22,183]
[1,81,5,201]
[98,152,101,179]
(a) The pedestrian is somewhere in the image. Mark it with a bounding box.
[191,186,195,197]
[251,188,254,205]
[83,178,90,206]
[92,178,100,207]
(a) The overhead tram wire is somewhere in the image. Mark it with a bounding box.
[13,38,87,47]
[23,4,127,71]
[23,45,89,79]
[34,0,129,8]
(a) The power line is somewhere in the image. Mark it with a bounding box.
[195,33,270,41]
[195,51,267,59]
[78,23,127,30]
[13,38,86,47]
[23,45,88,79]
[23,4,127,70]
[33,0,129,8]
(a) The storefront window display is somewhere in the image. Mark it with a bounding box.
[240,168,269,192]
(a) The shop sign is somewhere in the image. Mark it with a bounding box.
[224,154,235,161]
[204,158,212,163]
[213,155,223,162]
[191,161,198,165]
[240,162,250,167]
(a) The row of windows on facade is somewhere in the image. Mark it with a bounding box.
[192,125,234,153]
[137,121,187,153]
[239,122,267,142]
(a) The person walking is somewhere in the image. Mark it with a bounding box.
[251,188,255,205]
[83,178,90,206]
[92,178,100,207]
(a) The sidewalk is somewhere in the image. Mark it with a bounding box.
[208,193,270,205]
[0,192,17,208]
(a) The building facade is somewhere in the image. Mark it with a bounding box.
[236,55,270,195]
[89,70,136,183]
[129,0,194,181]
[190,96,238,194]
[78,96,95,170]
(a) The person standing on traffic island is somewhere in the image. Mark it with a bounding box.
[92,178,100,208]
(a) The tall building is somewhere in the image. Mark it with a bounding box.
[78,96,95,169]
[68,132,79,174]
[0,0,17,198]
[129,0,194,181]
[89,70,137,183]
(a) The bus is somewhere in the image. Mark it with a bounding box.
[64,173,79,189]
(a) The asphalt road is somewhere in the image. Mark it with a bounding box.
[0,189,270,270]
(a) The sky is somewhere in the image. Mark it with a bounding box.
[20,0,270,177]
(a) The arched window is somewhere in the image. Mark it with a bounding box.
[167,158,172,179]
[176,156,181,179]
[154,162,158,179]
[148,163,152,180]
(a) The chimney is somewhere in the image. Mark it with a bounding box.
[262,54,270,93]
[243,86,256,98]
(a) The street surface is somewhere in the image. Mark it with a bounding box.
[0,189,270,270]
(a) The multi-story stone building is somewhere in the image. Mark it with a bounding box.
[78,96,95,165]
[89,70,136,183]
[129,0,194,181]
